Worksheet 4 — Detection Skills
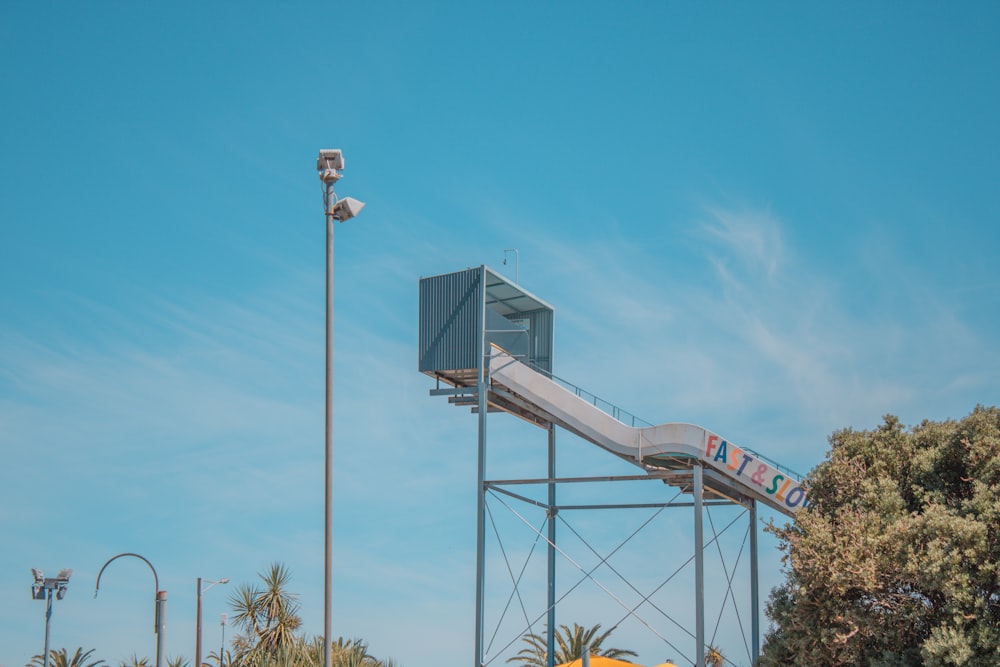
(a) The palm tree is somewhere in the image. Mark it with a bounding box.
[296,635,390,667]
[508,623,637,667]
[203,649,232,667]
[330,637,381,667]
[118,656,151,667]
[705,645,725,667]
[223,563,401,667]
[229,563,302,667]
[31,648,106,667]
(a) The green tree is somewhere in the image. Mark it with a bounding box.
[203,649,232,667]
[30,648,106,667]
[329,638,379,667]
[705,645,724,667]
[759,407,1000,667]
[507,623,637,666]
[229,562,303,667]
[224,565,401,667]
[117,657,150,667]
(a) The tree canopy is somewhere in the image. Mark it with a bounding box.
[30,648,106,667]
[760,406,1000,666]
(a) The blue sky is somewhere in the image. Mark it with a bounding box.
[2,3,999,667]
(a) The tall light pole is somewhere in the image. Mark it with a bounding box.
[195,577,229,667]
[31,568,72,667]
[219,613,228,667]
[316,149,365,667]
[95,553,166,667]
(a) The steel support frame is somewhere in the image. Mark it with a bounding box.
[474,464,761,667]
[546,426,557,667]
[470,354,760,667]
[694,464,705,667]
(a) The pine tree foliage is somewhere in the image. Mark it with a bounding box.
[759,406,1000,667]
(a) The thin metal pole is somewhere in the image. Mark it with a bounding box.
[219,614,229,667]
[155,591,167,667]
[694,464,705,667]
[220,614,227,667]
[546,425,556,667]
[504,248,519,284]
[195,577,203,667]
[750,499,760,663]
[324,182,336,667]
[475,267,488,667]
[42,589,52,667]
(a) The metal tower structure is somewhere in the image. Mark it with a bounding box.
[419,266,804,667]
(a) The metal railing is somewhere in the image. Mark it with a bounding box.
[516,358,805,481]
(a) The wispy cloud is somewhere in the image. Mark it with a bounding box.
[471,199,998,473]
[699,204,785,281]
[2,190,996,667]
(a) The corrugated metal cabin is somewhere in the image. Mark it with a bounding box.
[418,266,554,388]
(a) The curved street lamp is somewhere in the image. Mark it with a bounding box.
[94,553,166,667]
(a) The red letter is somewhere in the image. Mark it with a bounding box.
[705,434,719,459]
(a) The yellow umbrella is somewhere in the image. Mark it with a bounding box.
[649,662,681,667]
[555,658,640,667]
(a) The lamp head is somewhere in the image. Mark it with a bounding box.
[317,149,344,184]
[331,196,366,222]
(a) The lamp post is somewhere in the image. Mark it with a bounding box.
[219,613,228,667]
[195,577,229,667]
[95,553,166,667]
[31,568,72,667]
[316,148,366,667]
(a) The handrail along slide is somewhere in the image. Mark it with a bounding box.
[484,345,808,516]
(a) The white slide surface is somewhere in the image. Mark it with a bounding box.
[488,347,807,516]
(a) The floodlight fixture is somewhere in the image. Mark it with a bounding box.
[331,196,366,222]
[316,147,367,667]
[317,149,344,184]
[32,567,72,667]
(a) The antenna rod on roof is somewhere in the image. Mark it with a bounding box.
[503,248,519,284]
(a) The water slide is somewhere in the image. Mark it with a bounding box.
[487,346,807,517]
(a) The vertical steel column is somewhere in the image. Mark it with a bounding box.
[195,578,203,667]
[323,183,336,667]
[220,614,227,667]
[42,589,52,667]
[474,269,488,667]
[750,499,760,662]
[155,590,167,667]
[694,464,705,667]
[546,425,557,667]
